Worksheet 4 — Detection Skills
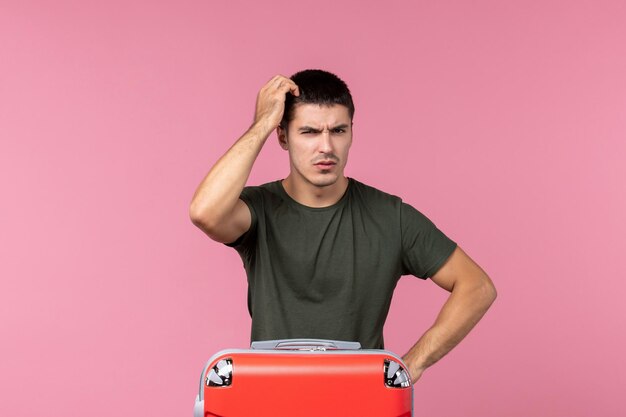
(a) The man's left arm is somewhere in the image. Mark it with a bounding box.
[401,245,497,383]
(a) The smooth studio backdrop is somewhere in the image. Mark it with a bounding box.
[1,1,625,416]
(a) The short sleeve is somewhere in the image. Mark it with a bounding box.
[224,187,260,263]
[400,202,457,279]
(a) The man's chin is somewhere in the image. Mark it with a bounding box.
[309,174,340,188]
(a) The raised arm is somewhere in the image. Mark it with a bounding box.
[401,246,497,383]
[189,75,299,243]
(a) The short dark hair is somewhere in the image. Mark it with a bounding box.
[280,69,355,130]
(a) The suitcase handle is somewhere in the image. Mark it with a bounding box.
[250,338,362,351]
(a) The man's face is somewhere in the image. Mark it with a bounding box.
[278,103,353,188]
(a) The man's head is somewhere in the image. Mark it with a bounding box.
[279,69,355,131]
[277,69,355,189]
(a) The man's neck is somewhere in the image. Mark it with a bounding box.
[282,175,349,208]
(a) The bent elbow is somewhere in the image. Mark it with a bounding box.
[189,204,218,233]
[188,204,203,226]
[482,276,497,305]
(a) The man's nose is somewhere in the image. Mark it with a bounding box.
[319,129,333,152]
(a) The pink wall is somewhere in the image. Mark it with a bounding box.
[1,1,624,416]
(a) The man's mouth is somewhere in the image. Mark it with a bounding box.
[315,161,337,169]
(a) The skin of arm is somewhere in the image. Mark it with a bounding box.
[401,245,497,383]
[189,75,299,243]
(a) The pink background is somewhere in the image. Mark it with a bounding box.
[1,1,625,416]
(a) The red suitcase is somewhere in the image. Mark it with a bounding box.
[194,338,413,417]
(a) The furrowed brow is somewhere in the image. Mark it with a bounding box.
[297,124,350,132]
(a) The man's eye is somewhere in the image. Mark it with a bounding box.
[302,129,344,134]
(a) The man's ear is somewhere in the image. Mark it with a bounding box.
[277,125,289,150]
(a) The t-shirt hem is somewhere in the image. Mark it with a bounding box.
[223,195,256,248]
[422,240,458,279]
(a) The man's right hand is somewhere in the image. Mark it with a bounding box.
[252,75,300,133]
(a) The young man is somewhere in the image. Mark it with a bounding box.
[189,69,497,383]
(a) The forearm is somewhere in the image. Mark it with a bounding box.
[189,121,272,227]
[402,278,496,380]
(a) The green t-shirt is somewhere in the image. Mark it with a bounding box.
[226,177,457,349]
